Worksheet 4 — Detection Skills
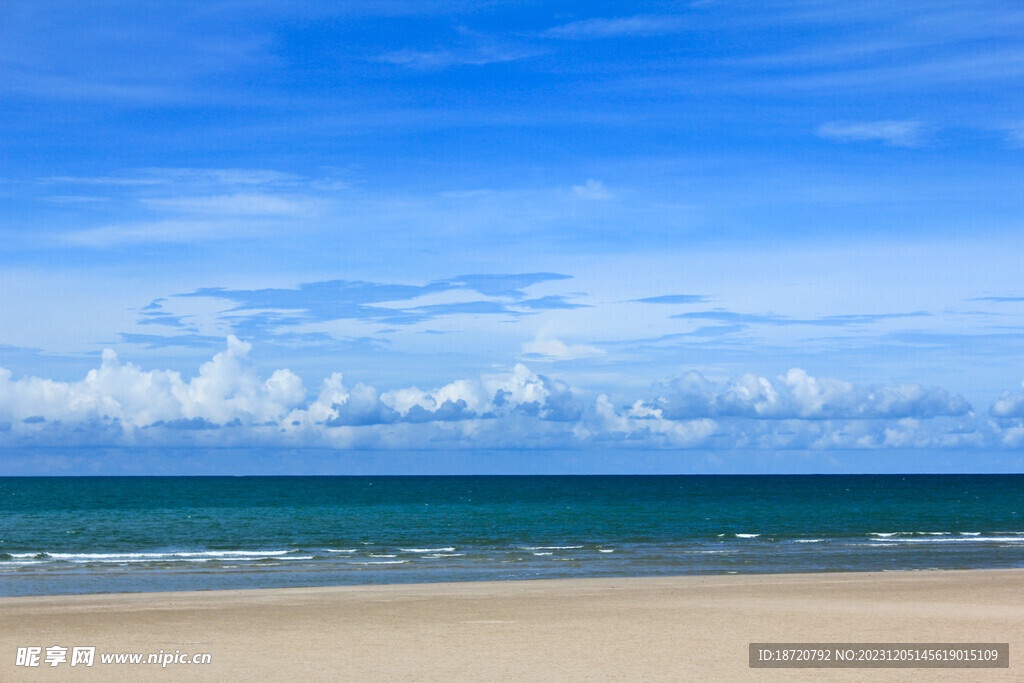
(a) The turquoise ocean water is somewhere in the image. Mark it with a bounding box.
[1,475,1022,597]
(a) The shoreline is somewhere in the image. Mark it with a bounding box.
[3,568,1022,680]
[2,564,1024,600]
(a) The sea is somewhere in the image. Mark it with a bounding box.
[1,475,1022,597]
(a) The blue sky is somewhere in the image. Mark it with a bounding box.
[2,1,1024,473]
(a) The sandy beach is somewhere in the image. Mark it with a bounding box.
[2,569,1022,681]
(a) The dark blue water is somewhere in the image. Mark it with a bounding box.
[1,475,1022,596]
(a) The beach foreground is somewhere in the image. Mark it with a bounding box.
[2,569,1022,681]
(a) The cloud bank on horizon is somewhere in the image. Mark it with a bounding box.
[3,337,1023,451]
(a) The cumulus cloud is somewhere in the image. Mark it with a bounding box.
[0,336,305,430]
[0,339,1020,450]
[990,379,1024,418]
[645,368,970,420]
[986,379,1024,446]
[589,395,718,447]
[0,341,588,448]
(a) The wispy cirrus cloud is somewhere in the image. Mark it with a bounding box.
[816,120,928,147]
[141,193,318,216]
[379,26,544,70]
[61,219,251,247]
[672,309,929,327]
[971,296,1024,303]
[44,168,344,246]
[43,168,306,187]
[632,294,709,304]
[1,6,272,105]
[1005,125,1024,147]
[379,44,543,69]
[41,194,110,204]
[571,179,614,200]
[543,15,689,40]
[118,333,226,349]
[516,296,588,311]
[758,49,1024,94]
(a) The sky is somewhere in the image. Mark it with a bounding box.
[2,0,1024,474]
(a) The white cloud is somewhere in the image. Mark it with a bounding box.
[0,340,1017,450]
[0,336,305,431]
[60,219,246,247]
[47,167,339,246]
[816,120,927,147]
[590,394,718,446]
[1005,126,1024,148]
[176,336,305,424]
[990,379,1024,418]
[521,333,604,361]
[142,193,315,216]
[379,44,543,70]
[42,195,110,204]
[44,168,303,188]
[647,367,970,420]
[571,179,614,200]
[544,15,688,40]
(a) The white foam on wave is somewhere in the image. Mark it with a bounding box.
[323,548,358,554]
[684,549,741,555]
[794,539,825,543]
[347,560,407,565]
[399,547,456,553]
[520,545,584,550]
[868,531,964,538]
[532,552,553,556]
[6,556,276,565]
[597,549,615,553]
[9,550,291,561]
[874,536,1024,544]
[734,534,760,539]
